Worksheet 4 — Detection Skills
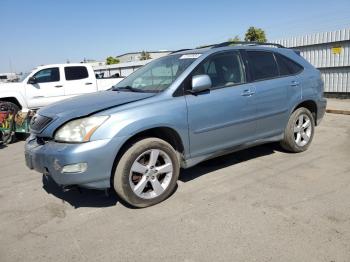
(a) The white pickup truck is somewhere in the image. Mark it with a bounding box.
[0,63,123,110]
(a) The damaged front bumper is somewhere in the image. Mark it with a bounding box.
[25,135,125,189]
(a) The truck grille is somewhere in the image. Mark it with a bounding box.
[30,114,52,132]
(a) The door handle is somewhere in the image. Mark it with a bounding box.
[85,82,93,85]
[290,81,300,87]
[55,85,63,88]
[241,89,255,96]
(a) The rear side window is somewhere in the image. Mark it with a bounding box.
[247,51,279,81]
[65,66,88,81]
[275,53,303,76]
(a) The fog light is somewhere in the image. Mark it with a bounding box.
[61,163,87,173]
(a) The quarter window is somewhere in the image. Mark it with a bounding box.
[275,53,303,76]
[65,66,89,81]
[193,52,245,88]
[247,51,279,81]
[33,68,60,83]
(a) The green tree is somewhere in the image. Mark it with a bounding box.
[244,27,267,42]
[140,51,152,60]
[106,56,120,65]
[228,35,241,42]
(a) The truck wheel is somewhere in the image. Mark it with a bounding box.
[113,138,180,208]
[0,101,19,145]
[280,107,315,153]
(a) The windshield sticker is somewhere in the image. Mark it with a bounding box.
[179,54,202,59]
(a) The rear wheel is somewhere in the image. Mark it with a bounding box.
[113,138,180,208]
[0,101,19,145]
[280,107,315,153]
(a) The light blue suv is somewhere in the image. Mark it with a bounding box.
[25,42,327,207]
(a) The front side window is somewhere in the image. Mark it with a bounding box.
[247,51,279,81]
[192,52,245,88]
[113,54,198,92]
[275,53,303,76]
[33,68,60,83]
[65,66,89,81]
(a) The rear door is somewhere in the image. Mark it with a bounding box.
[245,50,291,138]
[185,51,257,158]
[25,67,65,108]
[63,66,97,97]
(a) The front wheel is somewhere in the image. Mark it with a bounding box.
[113,138,180,208]
[280,107,315,153]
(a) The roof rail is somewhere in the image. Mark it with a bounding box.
[210,41,285,48]
[170,49,192,54]
[168,42,285,55]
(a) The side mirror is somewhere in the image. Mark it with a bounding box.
[27,76,37,84]
[191,74,211,94]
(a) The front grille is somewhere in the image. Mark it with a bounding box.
[30,114,52,132]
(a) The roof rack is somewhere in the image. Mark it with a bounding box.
[169,41,285,55]
[211,41,285,48]
[170,49,193,54]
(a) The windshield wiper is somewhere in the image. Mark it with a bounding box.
[112,86,144,92]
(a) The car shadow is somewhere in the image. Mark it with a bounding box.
[42,176,120,208]
[179,143,280,183]
[42,143,283,209]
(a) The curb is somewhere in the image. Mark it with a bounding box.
[326,109,350,115]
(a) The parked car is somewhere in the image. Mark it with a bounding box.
[25,42,326,207]
[0,63,123,143]
[0,63,123,110]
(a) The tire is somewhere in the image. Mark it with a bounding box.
[113,138,180,208]
[0,101,19,145]
[280,107,315,153]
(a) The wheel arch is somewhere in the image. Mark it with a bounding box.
[110,126,186,186]
[292,100,318,125]
[0,97,22,110]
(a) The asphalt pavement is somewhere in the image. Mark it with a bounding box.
[0,113,349,262]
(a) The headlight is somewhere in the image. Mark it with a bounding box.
[54,115,109,142]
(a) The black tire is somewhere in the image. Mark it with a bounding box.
[113,138,180,208]
[0,101,19,145]
[280,107,315,153]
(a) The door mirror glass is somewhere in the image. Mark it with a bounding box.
[27,76,37,84]
[191,74,212,93]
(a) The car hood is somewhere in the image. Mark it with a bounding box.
[0,82,23,91]
[39,91,155,119]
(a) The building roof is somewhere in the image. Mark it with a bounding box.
[273,28,350,48]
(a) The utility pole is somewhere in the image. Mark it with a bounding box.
[9,58,14,73]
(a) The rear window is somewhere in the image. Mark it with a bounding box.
[275,53,303,76]
[64,66,88,81]
[247,51,279,81]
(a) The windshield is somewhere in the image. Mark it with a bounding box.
[19,72,31,82]
[112,54,200,92]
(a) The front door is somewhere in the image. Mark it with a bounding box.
[25,67,65,108]
[185,51,257,158]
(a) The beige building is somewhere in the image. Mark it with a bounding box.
[116,50,172,63]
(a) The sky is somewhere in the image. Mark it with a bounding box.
[1,0,350,73]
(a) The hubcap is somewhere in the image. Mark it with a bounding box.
[129,149,173,199]
[293,113,312,147]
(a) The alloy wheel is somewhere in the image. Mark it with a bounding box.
[293,113,312,147]
[129,149,173,199]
